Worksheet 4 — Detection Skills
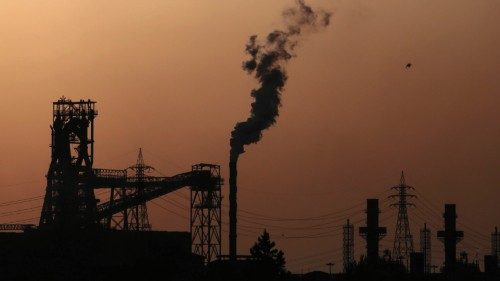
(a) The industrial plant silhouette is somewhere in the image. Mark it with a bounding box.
[1,1,498,280]
[0,98,497,281]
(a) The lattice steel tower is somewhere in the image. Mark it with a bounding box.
[107,148,152,231]
[343,219,354,272]
[126,148,152,231]
[190,164,222,263]
[389,171,415,268]
[420,223,431,274]
[492,226,499,267]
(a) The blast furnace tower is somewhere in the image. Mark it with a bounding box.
[40,98,98,229]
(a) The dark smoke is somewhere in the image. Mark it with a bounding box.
[230,0,331,162]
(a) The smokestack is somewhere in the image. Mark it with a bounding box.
[437,204,464,272]
[229,160,238,260]
[359,199,387,266]
[228,0,330,261]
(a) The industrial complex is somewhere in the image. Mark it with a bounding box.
[0,98,498,281]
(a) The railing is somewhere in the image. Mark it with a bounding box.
[0,224,37,231]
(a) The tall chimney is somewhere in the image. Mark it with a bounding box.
[437,204,464,272]
[229,161,238,261]
[359,199,387,266]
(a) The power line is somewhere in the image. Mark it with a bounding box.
[0,180,44,189]
[0,195,44,207]
[238,203,366,222]
[150,201,188,220]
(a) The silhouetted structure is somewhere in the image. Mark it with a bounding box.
[105,168,130,229]
[0,229,203,281]
[343,219,354,272]
[493,226,499,268]
[389,171,415,268]
[40,98,98,229]
[229,161,237,261]
[484,255,498,276]
[191,164,222,262]
[37,98,222,263]
[437,204,464,272]
[7,98,500,280]
[326,262,335,277]
[107,149,152,230]
[420,223,431,274]
[359,199,386,266]
[126,149,152,230]
[459,251,469,264]
[410,252,424,275]
[0,224,36,232]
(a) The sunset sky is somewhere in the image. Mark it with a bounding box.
[1,0,499,273]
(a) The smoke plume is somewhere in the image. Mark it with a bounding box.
[230,0,331,162]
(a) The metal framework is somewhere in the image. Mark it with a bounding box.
[0,224,36,231]
[420,223,431,274]
[93,168,127,228]
[107,149,152,231]
[359,199,387,266]
[40,98,98,229]
[190,164,222,263]
[127,149,152,231]
[389,171,416,268]
[38,99,223,263]
[343,219,354,272]
[493,227,499,267]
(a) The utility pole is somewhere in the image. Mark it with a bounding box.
[389,171,415,268]
[326,262,335,277]
[343,219,354,272]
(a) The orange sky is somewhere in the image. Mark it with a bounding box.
[1,0,499,273]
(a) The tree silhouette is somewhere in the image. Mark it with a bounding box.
[250,229,287,279]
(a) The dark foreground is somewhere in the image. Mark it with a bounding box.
[0,230,498,281]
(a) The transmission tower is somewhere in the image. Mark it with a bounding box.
[420,223,431,274]
[493,226,499,268]
[343,219,354,272]
[126,148,152,230]
[107,148,152,231]
[389,171,415,268]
